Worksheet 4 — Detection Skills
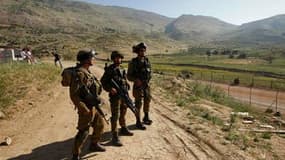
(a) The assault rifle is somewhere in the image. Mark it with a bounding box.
[80,85,109,125]
[94,103,109,125]
[111,79,138,118]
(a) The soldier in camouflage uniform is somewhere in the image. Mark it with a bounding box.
[127,42,152,130]
[101,51,134,147]
[69,50,106,160]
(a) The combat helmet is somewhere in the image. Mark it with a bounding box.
[111,51,124,60]
[137,42,147,49]
[76,50,95,62]
[132,42,147,53]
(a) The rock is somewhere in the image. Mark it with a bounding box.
[231,112,249,117]
[243,116,254,121]
[243,120,254,124]
[259,124,275,129]
[2,137,12,146]
[274,112,281,117]
[272,117,285,126]
[223,123,231,127]
[0,111,6,119]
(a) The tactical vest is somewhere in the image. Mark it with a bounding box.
[80,68,102,96]
[131,57,151,82]
[106,64,128,87]
[68,66,102,108]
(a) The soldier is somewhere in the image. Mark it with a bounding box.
[101,51,134,147]
[70,50,106,160]
[127,42,152,130]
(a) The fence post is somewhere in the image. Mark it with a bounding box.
[275,90,279,112]
[228,84,230,96]
[251,77,255,88]
[249,78,254,106]
[249,87,252,106]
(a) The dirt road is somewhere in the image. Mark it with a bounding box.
[0,66,226,160]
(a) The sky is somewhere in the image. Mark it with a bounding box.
[80,0,285,25]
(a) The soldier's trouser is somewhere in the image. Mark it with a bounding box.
[72,107,104,155]
[110,97,128,133]
[133,85,151,120]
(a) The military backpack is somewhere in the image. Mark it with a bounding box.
[61,66,78,87]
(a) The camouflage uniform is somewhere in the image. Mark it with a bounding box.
[69,65,104,156]
[101,60,133,146]
[127,56,152,126]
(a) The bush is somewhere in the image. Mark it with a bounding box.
[237,53,247,59]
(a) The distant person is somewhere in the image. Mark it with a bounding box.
[127,42,152,130]
[52,49,63,68]
[69,50,106,160]
[101,51,134,147]
[20,48,27,60]
[24,47,34,64]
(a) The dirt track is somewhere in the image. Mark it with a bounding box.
[0,65,226,160]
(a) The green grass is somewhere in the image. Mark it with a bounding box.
[0,62,61,110]
[188,81,255,113]
[153,75,259,115]
[152,63,285,91]
[261,132,272,139]
[150,53,285,75]
[190,105,224,126]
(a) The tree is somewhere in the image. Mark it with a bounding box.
[263,55,275,64]
[206,50,211,57]
[237,53,247,59]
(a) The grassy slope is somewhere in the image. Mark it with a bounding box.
[152,74,282,159]
[149,53,285,90]
[150,54,285,74]
[0,0,183,58]
[0,62,61,110]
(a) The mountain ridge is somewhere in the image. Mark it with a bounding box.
[1,0,285,58]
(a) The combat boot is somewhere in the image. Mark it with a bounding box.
[89,143,106,152]
[143,112,153,125]
[72,154,80,160]
[119,127,134,136]
[111,132,123,147]
[136,121,146,130]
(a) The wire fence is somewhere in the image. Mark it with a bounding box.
[185,71,285,91]
[184,71,285,113]
[224,84,284,113]
[155,71,285,114]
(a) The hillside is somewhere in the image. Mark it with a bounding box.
[1,0,285,56]
[217,14,285,47]
[0,0,181,58]
[165,15,237,42]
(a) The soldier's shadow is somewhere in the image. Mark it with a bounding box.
[6,138,74,160]
[6,132,113,160]
[127,124,138,130]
